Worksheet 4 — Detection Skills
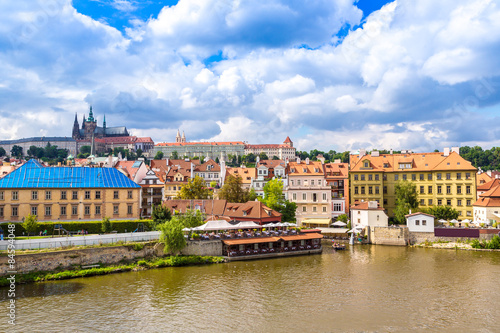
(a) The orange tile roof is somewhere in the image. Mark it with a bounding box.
[477,172,492,186]
[350,152,476,172]
[136,137,154,143]
[226,167,257,183]
[283,136,292,143]
[257,160,286,169]
[195,159,221,172]
[223,201,282,219]
[350,201,385,211]
[324,162,349,178]
[287,161,324,176]
[473,195,500,207]
[245,144,290,149]
[477,179,500,191]
[115,161,142,180]
[156,141,244,147]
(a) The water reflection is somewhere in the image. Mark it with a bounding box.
[0,281,85,301]
[5,246,500,332]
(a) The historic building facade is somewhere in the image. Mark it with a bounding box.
[72,106,129,140]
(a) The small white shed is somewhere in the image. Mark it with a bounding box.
[405,212,435,233]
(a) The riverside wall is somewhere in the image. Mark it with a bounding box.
[180,240,223,256]
[0,243,164,276]
[368,226,409,246]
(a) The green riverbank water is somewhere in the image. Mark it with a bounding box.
[2,245,500,332]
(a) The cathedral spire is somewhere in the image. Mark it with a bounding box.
[82,114,86,129]
[88,105,95,122]
[103,114,106,129]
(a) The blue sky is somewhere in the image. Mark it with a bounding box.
[0,0,499,153]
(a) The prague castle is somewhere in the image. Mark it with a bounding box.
[72,106,129,140]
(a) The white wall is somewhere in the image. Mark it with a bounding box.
[406,215,434,233]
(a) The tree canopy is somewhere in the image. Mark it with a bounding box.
[11,145,22,159]
[151,204,172,230]
[0,147,5,157]
[420,206,459,223]
[22,214,38,238]
[218,174,257,203]
[154,151,164,160]
[159,209,205,255]
[259,178,297,222]
[394,180,419,224]
[176,175,213,199]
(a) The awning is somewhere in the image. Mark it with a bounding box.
[234,221,263,229]
[223,237,280,245]
[302,218,331,226]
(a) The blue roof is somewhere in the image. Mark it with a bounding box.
[0,159,140,189]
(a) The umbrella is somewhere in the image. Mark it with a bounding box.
[182,228,191,232]
[332,221,347,227]
[450,219,459,224]
[289,223,297,227]
[266,223,276,228]
[438,219,448,223]
[461,219,471,223]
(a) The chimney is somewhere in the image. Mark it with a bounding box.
[371,150,379,157]
[451,147,460,155]
[368,201,377,209]
[305,158,310,165]
[390,149,393,155]
[191,163,194,179]
[297,157,301,164]
[443,147,450,157]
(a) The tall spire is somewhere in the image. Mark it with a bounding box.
[103,114,106,129]
[88,105,95,122]
[176,129,181,143]
[82,114,86,129]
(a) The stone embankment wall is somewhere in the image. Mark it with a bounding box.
[180,240,222,256]
[0,243,163,276]
[368,226,409,246]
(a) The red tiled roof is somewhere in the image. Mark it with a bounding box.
[283,136,292,143]
[350,201,385,211]
[477,179,500,191]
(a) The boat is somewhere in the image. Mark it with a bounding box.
[332,242,346,250]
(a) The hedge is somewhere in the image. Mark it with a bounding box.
[0,219,153,236]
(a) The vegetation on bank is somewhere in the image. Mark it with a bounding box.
[471,236,500,249]
[0,255,225,287]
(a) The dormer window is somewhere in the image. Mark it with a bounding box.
[243,211,247,216]
[364,162,369,168]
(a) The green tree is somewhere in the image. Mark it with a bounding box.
[176,176,212,199]
[420,206,459,223]
[394,180,419,224]
[218,174,255,203]
[272,155,280,160]
[101,217,112,233]
[280,201,297,222]
[159,218,186,255]
[151,204,172,230]
[0,147,5,157]
[11,145,23,158]
[210,181,217,188]
[176,209,206,228]
[260,178,285,209]
[336,214,349,223]
[136,148,143,158]
[22,214,38,238]
[258,152,268,160]
[245,153,256,163]
[154,151,164,160]
[171,151,179,159]
[80,145,91,155]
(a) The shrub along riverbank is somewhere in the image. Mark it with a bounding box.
[0,255,225,287]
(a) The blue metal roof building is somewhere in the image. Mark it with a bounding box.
[0,159,140,189]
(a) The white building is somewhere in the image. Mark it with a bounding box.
[405,212,435,233]
[473,183,500,225]
[350,201,388,229]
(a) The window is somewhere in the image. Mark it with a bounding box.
[311,180,315,186]
[312,193,317,202]
[61,206,66,215]
[31,206,38,216]
[313,206,317,212]
[457,199,462,206]
[447,199,451,206]
[446,186,451,194]
[61,191,67,200]
[361,186,365,195]
[302,206,307,212]
[12,191,18,201]
[72,206,78,215]
[354,187,359,194]
[95,205,101,215]
[354,175,358,181]
[402,174,407,181]
[375,174,379,181]
[0,206,3,217]
[322,206,327,212]
[394,174,399,181]
[12,206,18,217]
[368,174,373,181]
[85,191,90,199]
[420,199,425,206]
[383,199,388,205]
[368,186,373,194]
[114,205,119,214]
[0,191,3,200]
[302,193,307,201]
[466,186,471,194]
[437,199,442,206]
[375,186,379,194]
[383,186,387,194]
[437,173,442,180]
[466,173,471,180]
[456,173,461,180]
[361,175,365,181]
[415,220,420,226]
[457,186,462,194]
[128,191,133,199]
[422,220,427,226]
[322,193,327,201]
[446,173,451,180]
[297,180,301,186]
[32,191,38,200]
[437,186,442,194]
[44,191,51,200]
[114,191,119,199]
[72,191,78,200]
[333,203,342,211]
[428,186,433,194]
[84,206,90,215]
[412,174,416,181]
[467,211,472,216]
[466,200,471,206]
[428,174,432,181]
[428,199,433,205]
[420,186,425,194]
[95,191,101,199]
[292,193,297,201]
[383,174,387,181]
[420,174,424,181]
[45,206,51,216]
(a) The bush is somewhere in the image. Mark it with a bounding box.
[101,218,112,234]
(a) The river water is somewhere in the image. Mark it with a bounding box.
[2,245,500,332]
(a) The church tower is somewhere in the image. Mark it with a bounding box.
[72,113,81,139]
[176,129,181,143]
[181,131,186,143]
[84,106,98,140]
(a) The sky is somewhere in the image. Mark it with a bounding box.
[1,0,499,153]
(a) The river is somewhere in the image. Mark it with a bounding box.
[2,245,500,332]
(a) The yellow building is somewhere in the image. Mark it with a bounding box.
[0,160,141,222]
[350,149,477,219]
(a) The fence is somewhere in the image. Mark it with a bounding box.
[0,231,161,251]
[434,228,479,238]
